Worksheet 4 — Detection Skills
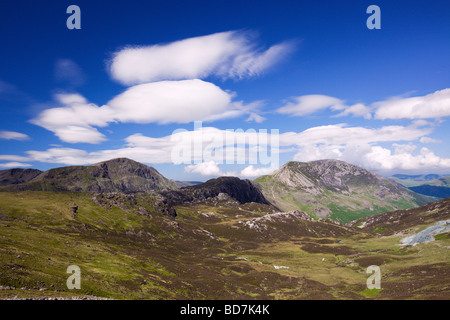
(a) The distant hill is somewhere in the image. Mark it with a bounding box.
[254,159,433,223]
[174,180,204,188]
[390,174,450,199]
[408,185,450,199]
[0,158,179,193]
[392,173,441,182]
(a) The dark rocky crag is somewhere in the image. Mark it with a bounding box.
[161,176,272,207]
[0,168,42,186]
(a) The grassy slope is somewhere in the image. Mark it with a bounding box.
[0,191,449,300]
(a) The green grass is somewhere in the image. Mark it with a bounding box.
[0,191,449,300]
[359,288,382,298]
[372,227,387,234]
[434,232,449,240]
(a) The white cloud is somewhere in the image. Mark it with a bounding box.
[287,123,450,173]
[393,143,417,155]
[363,146,450,172]
[30,93,111,144]
[22,124,280,170]
[276,94,343,117]
[107,80,243,124]
[185,161,226,176]
[0,131,30,141]
[31,80,261,143]
[10,120,450,176]
[25,146,174,166]
[419,136,441,144]
[331,103,372,119]
[279,123,432,147]
[184,161,275,178]
[276,88,450,121]
[109,30,294,85]
[0,155,31,161]
[0,162,32,168]
[246,112,266,123]
[374,88,450,120]
[240,165,276,177]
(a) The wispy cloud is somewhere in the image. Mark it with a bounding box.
[374,88,450,120]
[276,88,450,121]
[276,94,344,116]
[0,162,32,168]
[276,94,373,119]
[0,80,17,96]
[109,30,295,85]
[54,59,86,87]
[0,130,30,141]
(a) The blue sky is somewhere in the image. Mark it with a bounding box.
[0,0,449,181]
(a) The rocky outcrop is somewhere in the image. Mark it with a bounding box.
[0,168,42,186]
[184,176,270,205]
[69,204,78,218]
[239,210,313,232]
[91,191,177,218]
[162,176,271,206]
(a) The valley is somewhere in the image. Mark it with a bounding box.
[0,158,448,300]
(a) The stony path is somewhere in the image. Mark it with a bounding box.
[401,219,450,246]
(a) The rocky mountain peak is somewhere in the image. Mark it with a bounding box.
[273,159,383,190]
[255,159,433,222]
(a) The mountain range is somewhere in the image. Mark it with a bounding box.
[389,174,450,199]
[0,158,435,223]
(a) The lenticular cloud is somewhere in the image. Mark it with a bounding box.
[31,80,252,144]
[109,30,293,85]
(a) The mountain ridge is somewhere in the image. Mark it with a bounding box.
[0,158,179,193]
[0,157,435,223]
